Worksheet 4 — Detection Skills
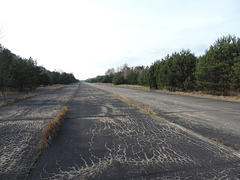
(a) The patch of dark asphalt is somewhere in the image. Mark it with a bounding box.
[27,83,240,179]
[0,84,79,180]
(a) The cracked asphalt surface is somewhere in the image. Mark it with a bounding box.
[0,84,79,180]
[88,83,240,151]
[27,83,240,179]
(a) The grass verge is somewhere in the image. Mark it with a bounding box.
[26,84,80,178]
[1,94,37,108]
[112,94,165,122]
[98,83,240,102]
[13,94,37,102]
[39,106,68,150]
[208,136,230,149]
[54,86,65,90]
[97,83,150,91]
[115,84,150,91]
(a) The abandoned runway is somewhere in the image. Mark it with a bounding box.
[27,83,240,179]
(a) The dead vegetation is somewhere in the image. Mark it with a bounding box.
[208,137,228,147]
[207,136,235,152]
[167,90,240,101]
[40,106,68,150]
[13,94,37,102]
[0,91,18,97]
[97,83,150,91]
[54,86,65,90]
[0,94,37,107]
[113,94,165,121]
[113,84,240,102]
[115,84,150,91]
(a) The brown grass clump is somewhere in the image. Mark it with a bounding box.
[13,94,37,102]
[97,83,150,91]
[13,97,22,102]
[117,84,150,91]
[0,91,18,97]
[40,106,68,150]
[55,86,65,90]
[113,94,165,121]
[101,83,240,102]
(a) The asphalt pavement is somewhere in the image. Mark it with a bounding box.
[0,84,79,180]
[88,83,240,151]
[27,83,240,179]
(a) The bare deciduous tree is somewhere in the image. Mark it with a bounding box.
[122,64,131,80]
[105,68,115,75]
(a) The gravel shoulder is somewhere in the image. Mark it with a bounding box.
[27,83,240,179]
[0,84,79,180]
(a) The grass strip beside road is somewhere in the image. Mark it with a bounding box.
[13,94,37,102]
[0,94,37,107]
[26,84,80,178]
[99,83,240,102]
[40,106,68,150]
[112,94,240,156]
[39,83,80,149]
[113,94,240,159]
[113,94,165,122]
[53,86,65,91]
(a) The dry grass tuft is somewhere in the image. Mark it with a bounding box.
[113,94,153,114]
[100,83,240,102]
[55,86,65,90]
[97,83,150,91]
[40,106,68,150]
[113,94,165,121]
[207,136,233,151]
[0,91,18,97]
[159,90,240,102]
[13,97,21,102]
[117,84,150,91]
[1,94,36,107]
[13,94,37,102]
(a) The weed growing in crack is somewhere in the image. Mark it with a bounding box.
[13,94,37,102]
[112,94,165,122]
[40,106,68,150]
[0,94,37,108]
[55,86,65,90]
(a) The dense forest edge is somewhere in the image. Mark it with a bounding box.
[87,35,240,96]
[0,44,78,96]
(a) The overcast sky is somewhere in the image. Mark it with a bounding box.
[0,0,240,80]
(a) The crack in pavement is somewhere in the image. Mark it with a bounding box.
[27,83,240,179]
[0,84,80,180]
[88,83,240,152]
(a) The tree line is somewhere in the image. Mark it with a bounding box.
[0,45,78,95]
[87,35,240,95]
